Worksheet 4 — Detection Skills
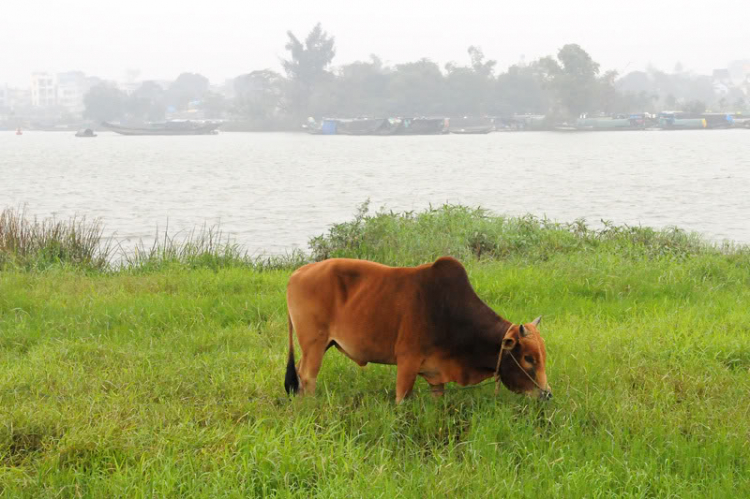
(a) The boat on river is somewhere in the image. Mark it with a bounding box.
[657,112,707,130]
[449,117,494,134]
[75,128,97,138]
[102,120,221,136]
[574,115,647,131]
[305,117,448,135]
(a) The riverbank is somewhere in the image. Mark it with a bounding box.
[1,206,749,496]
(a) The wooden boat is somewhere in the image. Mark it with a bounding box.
[336,118,401,135]
[575,116,647,131]
[75,128,97,138]
[449,117,493,134]
[396,118,448,135]
[449,126,493,134]
[657,113,707,130]
[103,121,220,136]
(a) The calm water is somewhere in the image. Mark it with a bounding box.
[2,130,750,255]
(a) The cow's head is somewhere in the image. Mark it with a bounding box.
[499,317,551,400]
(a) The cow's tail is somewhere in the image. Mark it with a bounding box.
[284,314,300,395]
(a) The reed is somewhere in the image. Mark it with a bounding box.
[0,207,112,271]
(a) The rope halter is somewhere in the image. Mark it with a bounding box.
[494,323,548,396]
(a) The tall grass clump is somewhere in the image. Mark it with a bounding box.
[309,201,747,266]
[120,224,307,273]
[0,207,112,271]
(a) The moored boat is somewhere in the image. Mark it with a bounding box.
[396,117,449,135]
[449,117,494,134]
[102,121,221,136]
[575,115,647,131]
[336,118,402,135]
[75,128,97,138]
[657,113,707,130]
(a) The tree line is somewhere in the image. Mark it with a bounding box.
[84,24,745,129]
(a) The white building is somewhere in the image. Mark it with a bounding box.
[31,72,57,108]
[57,71,93,116]
[0,85,31,112]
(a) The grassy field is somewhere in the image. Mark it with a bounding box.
[1,205,749,497]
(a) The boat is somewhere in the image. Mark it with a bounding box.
[336,118,402,135]
[102,120,221,136]
[305,117,445,135]
[75,128,97,138]
[449,117,494,134]
[15,127,22,135]
[657,112,706,130]
[396,117,449,135]
[450,126,493,134]
[575,115,647,131]
[701,113,733,129]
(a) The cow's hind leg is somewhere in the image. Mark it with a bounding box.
[297,335,328,396]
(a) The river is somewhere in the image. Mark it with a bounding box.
[2,130,749,255]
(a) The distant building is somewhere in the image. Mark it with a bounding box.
[28,71,100,117]
[712,69,733,97]
[712,69,731,83]
[31,72,57,108]
[0,86,8,109]
[57,71,100,116]
[0,85,31,111]
[728,60,750,85]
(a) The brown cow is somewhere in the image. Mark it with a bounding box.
[284,256,551,403]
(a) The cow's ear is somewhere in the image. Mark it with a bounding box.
[502,337,517,350]
[532,316,542,327]
[502,327,517,350]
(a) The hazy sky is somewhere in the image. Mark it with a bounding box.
[2,0,748,87]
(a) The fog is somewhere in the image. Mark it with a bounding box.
[2,0,749,86]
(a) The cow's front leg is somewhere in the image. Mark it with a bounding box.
[395,358,420,403]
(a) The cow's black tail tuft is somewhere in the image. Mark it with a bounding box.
[284,315,299,395]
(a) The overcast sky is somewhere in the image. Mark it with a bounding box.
[2,0,748,87]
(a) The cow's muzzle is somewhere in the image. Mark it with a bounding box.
[538,388,553,401]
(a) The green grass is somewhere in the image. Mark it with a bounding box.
[1,205,749,497]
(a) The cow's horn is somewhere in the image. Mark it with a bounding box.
[532,316,542,327]
[519,324,529,337]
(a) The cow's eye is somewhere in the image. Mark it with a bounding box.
[524,355,535,365]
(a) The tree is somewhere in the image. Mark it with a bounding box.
[202,92,227,119]
[683,100,706,114]
[544,44,601,118]
[234,70,286,124]
[595,70,620,113]
[282,23,336,118]
[127,81,166,121]
[166,73,209,110]
[733,96,748,113]
[495,62,550,116]
[387,59,445,116]
[468,46,496,78]
[444,46,496,116]
[335,56,391,117]
[83,84,127,122]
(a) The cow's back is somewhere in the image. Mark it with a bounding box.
[287,258,429,365]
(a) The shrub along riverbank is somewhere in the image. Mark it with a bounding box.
[1,205,749,497]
